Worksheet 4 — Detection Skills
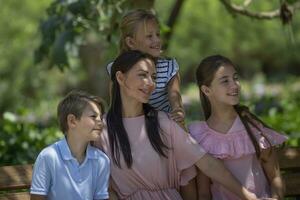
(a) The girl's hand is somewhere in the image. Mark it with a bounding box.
[170,107,185,123]
[170,107,186,129]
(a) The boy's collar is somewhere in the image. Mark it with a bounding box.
[58,137,98,161]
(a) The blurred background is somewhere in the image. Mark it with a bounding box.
[1,0,300,166]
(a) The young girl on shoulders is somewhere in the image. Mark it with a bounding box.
[189,55,287,200]
[107,9,185,128]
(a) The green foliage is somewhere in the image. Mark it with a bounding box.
[0,0,94,115]
[0,111,61,166]
[0,0,56,114]
[35,0,129,70]
[157,0,300,82]
[257,87,300,146]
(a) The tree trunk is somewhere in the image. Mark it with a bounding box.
[164,0,185,50]
[79,42,110,103]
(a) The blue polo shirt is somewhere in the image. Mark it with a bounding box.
[30,138,110,200]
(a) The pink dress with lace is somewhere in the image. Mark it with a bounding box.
[189,116,287,200]
[95,112,206,200]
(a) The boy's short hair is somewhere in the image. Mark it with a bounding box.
[57,90,105,134]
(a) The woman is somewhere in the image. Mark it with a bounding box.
[94,50,258,200]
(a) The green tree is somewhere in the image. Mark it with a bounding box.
[160,0,300,83]
[0,0,55,114]
[35,0,157,100]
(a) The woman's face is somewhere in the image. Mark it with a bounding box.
[118,58,157,104]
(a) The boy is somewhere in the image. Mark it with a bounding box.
[30,90,110,200]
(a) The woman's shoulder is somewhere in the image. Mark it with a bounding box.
[157,111,184,134]
[157,111,172,125]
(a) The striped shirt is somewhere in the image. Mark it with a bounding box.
[106,58,179,112]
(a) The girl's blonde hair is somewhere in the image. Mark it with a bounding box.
[119,9,159,53]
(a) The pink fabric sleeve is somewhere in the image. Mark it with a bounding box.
[259,126,288,149]
[170,119,206,185]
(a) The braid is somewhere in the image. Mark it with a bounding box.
[234,105,273,159]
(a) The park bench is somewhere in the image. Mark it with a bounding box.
[0,164,32,200]
[0,147,300,200]
[277,147,300,198]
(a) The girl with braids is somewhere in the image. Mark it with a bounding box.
[95,50,259,200]
[189,55,287,200]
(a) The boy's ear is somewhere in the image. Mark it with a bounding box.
[125,36,136,49]
[201,85,211,96]
[67,114,77,129]
[116,71,125,86]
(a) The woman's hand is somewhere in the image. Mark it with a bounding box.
[195,154,259,200]
[242,189,258,200]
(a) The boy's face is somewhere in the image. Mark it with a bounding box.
[73,101,104,142]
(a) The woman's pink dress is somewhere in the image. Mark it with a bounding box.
[95,112,206,200]
[189,116,287,200]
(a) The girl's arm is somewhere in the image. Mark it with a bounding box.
[180,177,197,200]
[167,73,186,129]
[261,147,285,200]
[197,169,212,200]
[195,154,258,200]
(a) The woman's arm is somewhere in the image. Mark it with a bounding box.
[30,194,46,200]
[261,147,285,200]
[197,169,212,200]
[180,177,197,200]
[195,154,258,200]
[167,73,186,129]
